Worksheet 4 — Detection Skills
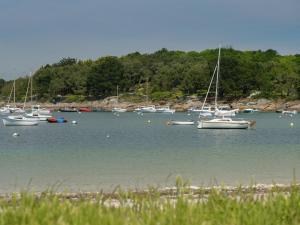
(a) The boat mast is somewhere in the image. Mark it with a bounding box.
[116,85,119,104]
[146,77,149,103]
[23,75,31,110]
[30,72,33,104]
[13,80,16,107]
[200,64,218,111]
[7,81,14,104]
[215,45,221,110]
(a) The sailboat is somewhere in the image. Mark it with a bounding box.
[25,75,52,121]
[0,80,24,114]
[134,78,157,113]
[112,85,127,113]
[197,45,255,129]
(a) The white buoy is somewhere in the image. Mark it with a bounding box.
[12,132,19,137]
[147,120,151,123]
[187,113,191,116]
[290,122,294,127]
[106,134,110,138]
[72,120,77,124]
[78,111,82,114]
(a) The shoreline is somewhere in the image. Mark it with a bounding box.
[2,98,300,112]
[1,183,299,200]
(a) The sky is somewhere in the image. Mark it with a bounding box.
[0,0,299,80]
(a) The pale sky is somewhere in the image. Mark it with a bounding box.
[0,0,299,79]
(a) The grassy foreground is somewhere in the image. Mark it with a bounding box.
[1,184,300,225]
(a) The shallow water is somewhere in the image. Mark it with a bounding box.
[0,112,299,192]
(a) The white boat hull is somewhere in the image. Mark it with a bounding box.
[112,108,127,113]
[168,121,195,125]
[3,118,39,126]
[26,113,52,121]
[197,119,250,129]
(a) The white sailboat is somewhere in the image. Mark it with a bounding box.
[25,75,52,120]
[134,78,157,113]
[112,85,127,113]
[197,45,254,129]
[0,80,24,114]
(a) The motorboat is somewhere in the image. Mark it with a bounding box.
[3,115,39,126]
[156,106,175,114]
[198,117,254,129]
[25,112,52,121]
[167,120,195,125]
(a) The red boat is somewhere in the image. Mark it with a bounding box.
[79,107,92,112]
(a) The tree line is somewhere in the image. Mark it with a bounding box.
[1,47,300,102]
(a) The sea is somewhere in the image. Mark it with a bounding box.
[0,112,300,193]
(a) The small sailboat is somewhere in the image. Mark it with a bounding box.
[112,85,127,113]
[134,78,157,113]
[198,45,255,129]
[0,81,24,114]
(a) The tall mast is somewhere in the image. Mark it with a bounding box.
[13,80,16,107]
[200,64,218,112]
[7,82,14,104]
[23,75,31,109]
[146,77,149,103]
[116,85,119,104]
[215,45,221,109]
[30,72,33,104]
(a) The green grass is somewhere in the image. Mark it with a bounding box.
[1,184,300,225]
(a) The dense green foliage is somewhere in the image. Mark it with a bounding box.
[1,186,300,225]
[1,48,300,102]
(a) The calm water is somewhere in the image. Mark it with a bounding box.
[0,112,300,193]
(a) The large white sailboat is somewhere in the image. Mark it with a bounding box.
[197,45,254,129]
